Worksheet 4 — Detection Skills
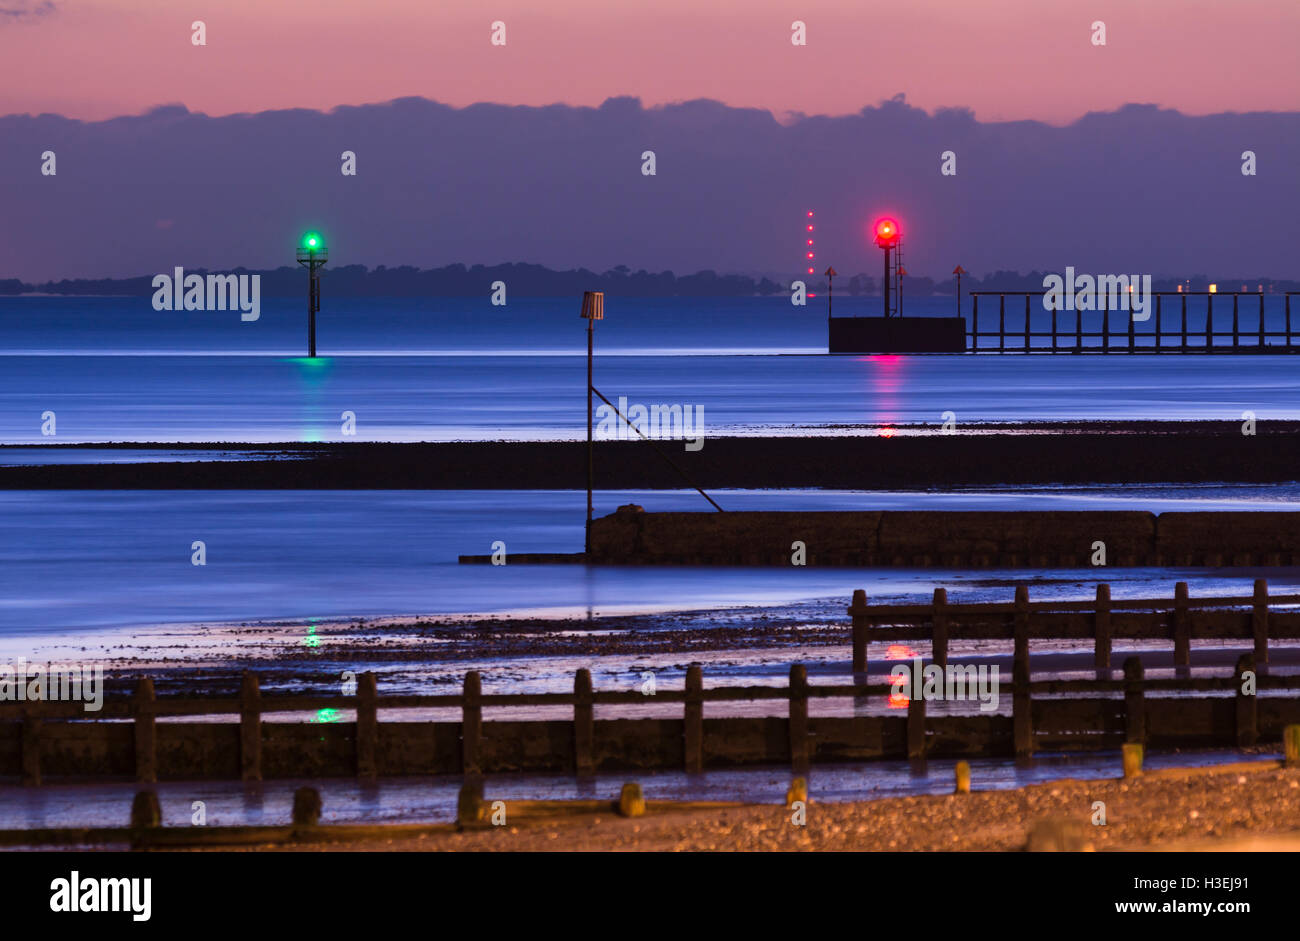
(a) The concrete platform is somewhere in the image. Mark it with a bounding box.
[829,316,967,353]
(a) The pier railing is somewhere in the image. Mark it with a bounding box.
[968,291,1300,352]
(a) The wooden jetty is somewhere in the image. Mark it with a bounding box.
[969,291,1300,353]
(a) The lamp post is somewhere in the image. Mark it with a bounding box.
[953,265,967,317]
[872,218,901,317]
[824,266,837,321]
[296,232,328,357]
[580,291,604,555]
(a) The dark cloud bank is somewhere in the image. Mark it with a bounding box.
[1,95,1296,287]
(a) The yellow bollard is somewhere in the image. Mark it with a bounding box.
[1285,725,1300,768]
[786,777,808,808]
[1122,743,1144,778]
[954,760,971,794]
[617,782,646,817]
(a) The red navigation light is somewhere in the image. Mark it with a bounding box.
[873,217,900,248]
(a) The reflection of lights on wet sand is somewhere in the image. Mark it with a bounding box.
[884,644,917,659]
[313,708,341,723]
[888,672,909,709]
[879,427,895,438]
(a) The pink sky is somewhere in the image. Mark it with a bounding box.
[1,0,1297,123]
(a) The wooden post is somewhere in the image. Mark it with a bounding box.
[907,690,926,759]
[130,790,161,831]
[20,713,41,787]
[1128,299,1135,352]
[849,589,869,674]
[574,669,594,775]
[134,677,157,784]
[1287,294,1293,349]
[1076,303,1083,351]
[1102,294,1109,352]
[462,670,482,777]
[1023,293,1030,352]
[932,587,949,669]
[1154,294,1162,351]
[292,786,322,827]
[1284,725,1300,767]
[356,671,378,779]
[1252,578,1269,665]
[456,778,485,828]
[1013,584,1030,668]
[999,294,1005,352]
[1093,583,1111,671]
[1258,293,1265,347]
[1013,640,1032,757]
[1181,293,1188,350]
[239,671,262,782]
[1123,657,1145,746]
[1013,582,1033,757]
[972,294,979,349]
[1050,296,1058,352]
[683,665,704,773]
[1235,654,1257,748]
[1173,581,1190,668]
[788,663,810,774]
[1232,293,1240,349]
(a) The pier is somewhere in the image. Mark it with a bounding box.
[969,291,1300,353]
[829,291,1300,354]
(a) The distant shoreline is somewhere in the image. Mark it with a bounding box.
[3,421,1299,489]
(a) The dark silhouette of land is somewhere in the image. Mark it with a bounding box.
[5,421,1300,489]
[5,266,1297,299]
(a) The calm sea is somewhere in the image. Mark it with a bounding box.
[2,295,1298,443]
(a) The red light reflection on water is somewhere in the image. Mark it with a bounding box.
[860,354,905,428]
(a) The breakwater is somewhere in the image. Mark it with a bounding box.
[588,507,1300,567]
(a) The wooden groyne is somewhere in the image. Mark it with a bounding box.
[5,584,1299,783]
[3,663,1296,783]
[847,580,1295,672]
[585,507,1300,567]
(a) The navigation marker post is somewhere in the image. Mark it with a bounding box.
[581,291,604,555]
[296,232,328,357]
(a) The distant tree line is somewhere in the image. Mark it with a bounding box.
[3,265,1297,298]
